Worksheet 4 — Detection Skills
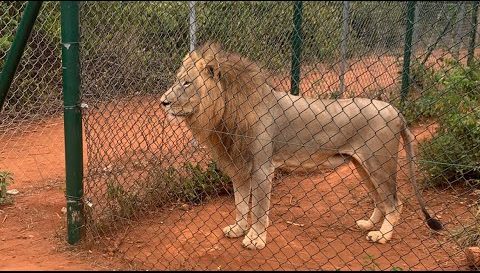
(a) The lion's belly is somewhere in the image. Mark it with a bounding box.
[272,152,350,173]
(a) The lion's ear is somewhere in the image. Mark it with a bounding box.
[206,64,221,80]
[207,65,215,78]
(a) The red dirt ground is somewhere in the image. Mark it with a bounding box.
[0,108,477,271]
[0,118,124,270]
[0,49,478,270]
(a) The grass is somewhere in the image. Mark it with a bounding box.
[361,253,405,271]
[86,160,233,237]
[451,205,480,248]
[362,253,381,271]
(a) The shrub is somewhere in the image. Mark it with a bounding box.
[174,161,233,205]
[415,59,480,187]
[401,62,440,124]
[451,205,480,248]
[79,1,417,100]
[103,161,232,223]
[0,2,62,124]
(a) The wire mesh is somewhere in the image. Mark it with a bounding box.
[2,0,480,270]
[78,1,480,270]
[0,2,65,191]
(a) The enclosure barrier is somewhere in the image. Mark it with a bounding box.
[468,1,480,66]
[1,1,480,270]
[399,1,416,110]
[290,0,303,96]
[60,0,83,245]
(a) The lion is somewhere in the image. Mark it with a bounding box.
[160,42,442,250]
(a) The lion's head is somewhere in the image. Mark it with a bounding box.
[161,41,276,143]
[160,42,225,125]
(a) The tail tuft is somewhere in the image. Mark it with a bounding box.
[423,209,443,231]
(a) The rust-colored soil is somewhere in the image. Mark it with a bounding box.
[1,109,476,271]
[0,119,123,270]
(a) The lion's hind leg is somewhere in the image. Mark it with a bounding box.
[352,155,403,244]
[352,159,384,231]
[366,197,403,244]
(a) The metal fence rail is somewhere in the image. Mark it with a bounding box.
[1,1,480,270]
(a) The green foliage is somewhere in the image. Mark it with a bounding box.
[0,2,22,68]
[79,1,418,99]
[362,253,380,271]
[0,2,62,123]
[3,1,468,121]
[451,205,480,248]
[349,1,406,53]
[195,1,344,69]
[412,59,480,187]
[411,62,438,91]
[80,2,190,99]
[174,161,232,205]
[105,161,232,222]
[401,62,440,124]
[106,180,140,219]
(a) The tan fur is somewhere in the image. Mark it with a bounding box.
[160,42,438,250]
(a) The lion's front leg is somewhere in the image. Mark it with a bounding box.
[242,162,275,250]
[223,175,250,238]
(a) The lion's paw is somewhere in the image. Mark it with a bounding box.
[356,219,375,231]
[366,231,389,244]
[223,224,247,238]
[241,229,266,250]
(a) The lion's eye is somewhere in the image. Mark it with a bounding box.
[183,81,192,87]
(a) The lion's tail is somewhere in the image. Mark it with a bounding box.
[400,119,443,231]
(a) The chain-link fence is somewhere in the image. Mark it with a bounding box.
[0,2,64,193]
[2,0,480,270]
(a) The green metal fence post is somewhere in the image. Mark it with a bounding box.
[290,1,303,96]
[61,1,84,245]
[420,7,459,66]
[0,1,43,112]
[189,1,197,52]
[338,1,350,98]
[467,1,479,66]
[454,2,466,60]
[400,1,416,110]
